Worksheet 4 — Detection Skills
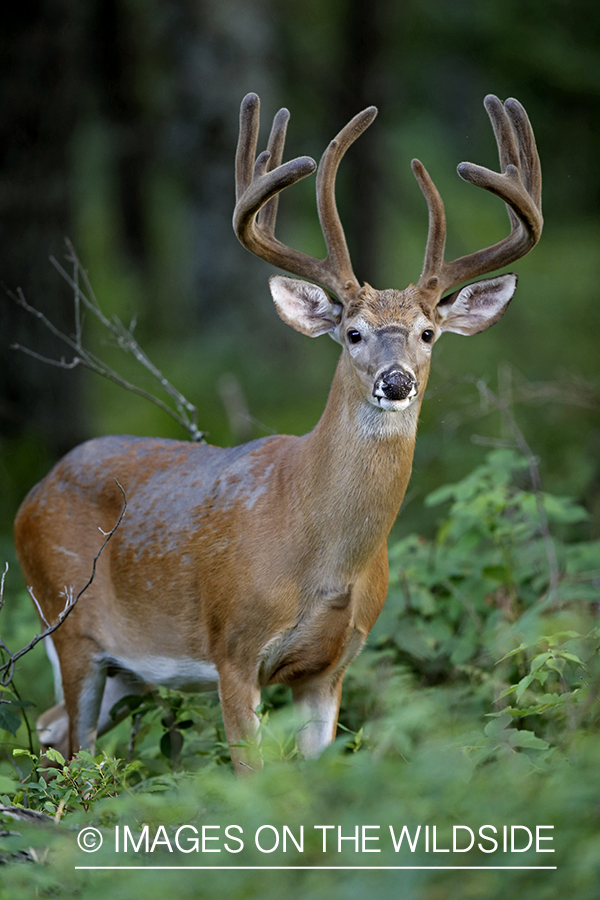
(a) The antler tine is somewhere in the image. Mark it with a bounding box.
[235,93,261,203]
[233,93,377,302]
[411,158,447,290]
[257,106,290,237]
[316,106,378,293]
[504,97,542,210]
[233,94,319,280]
[415,94,543,296]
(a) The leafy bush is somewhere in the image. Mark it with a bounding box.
[381,449,594,669]
[361,448,600,754]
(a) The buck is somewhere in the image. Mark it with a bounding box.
[15,92,542,775]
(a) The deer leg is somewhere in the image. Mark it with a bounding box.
[292,676,343,759]
[218,668,262,776]
[37,703,70,758]
[54,637,107,757]
[37,669,147,758]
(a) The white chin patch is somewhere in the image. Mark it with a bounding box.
[371,395,413,412]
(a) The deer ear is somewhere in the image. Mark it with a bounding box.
[436,273,518,336]
[269,275,343,338]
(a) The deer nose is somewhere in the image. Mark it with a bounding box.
[377,368,417,401]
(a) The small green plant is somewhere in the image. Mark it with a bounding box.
[491,626,600,740]
[5,748,143,817]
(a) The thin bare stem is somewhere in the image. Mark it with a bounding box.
[27,587,50,628]
[0,565,37,751]
[73,244,82,346]
[0,562,8,615]
[0,484,128,686]
[10,241,205,442]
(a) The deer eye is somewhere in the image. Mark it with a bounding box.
[421,329,434,344]
[347,330,362,344]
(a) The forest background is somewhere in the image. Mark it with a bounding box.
[0,1,599,898]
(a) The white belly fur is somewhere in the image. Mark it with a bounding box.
[105,653,219,691]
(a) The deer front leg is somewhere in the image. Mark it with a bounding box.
[218,667,262,776]
[292,676,343,759]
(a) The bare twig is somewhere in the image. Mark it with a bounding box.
[0,563,36,751]
[10,239,205,442]
[0,483,127,686]
[27,587,50,629]
[0,562,7,617]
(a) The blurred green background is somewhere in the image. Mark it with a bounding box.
[1,0,598,545]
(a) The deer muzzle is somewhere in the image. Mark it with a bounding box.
[375,367,417,402]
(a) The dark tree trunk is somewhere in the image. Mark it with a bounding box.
[0,0,88,454]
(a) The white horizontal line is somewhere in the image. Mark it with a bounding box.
[75,866,557,871]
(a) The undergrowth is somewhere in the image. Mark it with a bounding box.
[1,447,599,898]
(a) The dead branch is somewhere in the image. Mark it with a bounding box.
[0,804,55,823]
[10,239,205,442]
[0,483,127,687]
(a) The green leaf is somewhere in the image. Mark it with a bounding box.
[45,747,66,766]
[0,696,35,709]
[544,631,582,646]
[484,714,512,737]
[0,705,23,736]
[557,651,586,666]
[515,673,536,703]
[530,652,551,672]
[0,775,19,794]
[546,658,566,675]
[482,565,509,582]
[496,643,528,664]
[508,730,550,750]
[425,483,458,507]
[13,748,36,759]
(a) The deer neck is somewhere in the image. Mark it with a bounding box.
[294,353,422,572]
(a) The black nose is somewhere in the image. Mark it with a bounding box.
[380,369,416,401]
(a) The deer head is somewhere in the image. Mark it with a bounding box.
[233,93,542,417]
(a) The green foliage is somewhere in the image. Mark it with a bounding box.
[380,449,597,672]
[1,448,600,898]
[6,749,144,817]
[0,690,33,737]
[104,688,233,772]
[360,448,600,771]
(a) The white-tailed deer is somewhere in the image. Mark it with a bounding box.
[15,93,542,775]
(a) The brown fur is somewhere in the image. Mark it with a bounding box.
[14,285,430,774]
